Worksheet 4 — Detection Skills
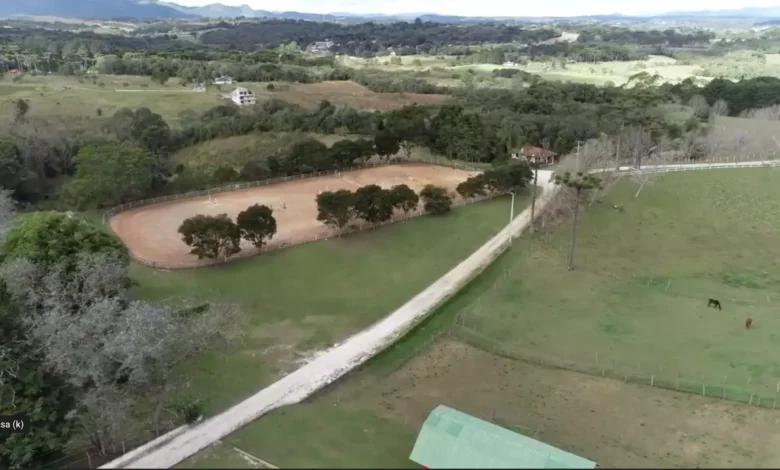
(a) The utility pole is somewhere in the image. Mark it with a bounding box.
[529,163,540,234]
[575,140,585,172]
[507,191,516,245]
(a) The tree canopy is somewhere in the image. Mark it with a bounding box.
[178,214,242,260]
[2,211,127,266]
[236,204,277,249]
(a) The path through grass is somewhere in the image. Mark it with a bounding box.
[131,195,523,414]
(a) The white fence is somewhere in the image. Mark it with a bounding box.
[103,159,780,468]
[103,160,485,270]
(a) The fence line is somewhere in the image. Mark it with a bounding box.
[101,154,778,271]
[102,160,485,270]
[450,323,780,411]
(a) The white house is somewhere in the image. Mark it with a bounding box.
[214,75,234,85]
[230,87,256,106]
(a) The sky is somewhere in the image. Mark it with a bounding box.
[172,0,778,17]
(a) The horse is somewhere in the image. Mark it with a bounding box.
[707,298,722,310]
[746,318,753,329]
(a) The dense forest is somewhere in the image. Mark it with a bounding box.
[1,73,777,212]
[198,19,560,54]
[576,26,715,47]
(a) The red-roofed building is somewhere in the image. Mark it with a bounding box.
[511,145,560,165]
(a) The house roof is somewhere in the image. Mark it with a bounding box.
[518,146,559,158]
[409,405,597,469]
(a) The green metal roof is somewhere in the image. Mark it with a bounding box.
[409,405,597,469]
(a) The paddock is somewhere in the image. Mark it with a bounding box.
[109,163,480,268]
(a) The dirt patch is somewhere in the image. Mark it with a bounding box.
[348,338,780,468]
[251,81,449,110]
[110,163,478,268]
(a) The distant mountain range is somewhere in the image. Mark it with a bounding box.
[4,0,780,22]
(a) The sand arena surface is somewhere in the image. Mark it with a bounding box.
[110,164,479,268]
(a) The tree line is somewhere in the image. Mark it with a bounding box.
[576,26,714,47]
[0,204,244,468]
[3,73,779,210]
[177,162,534,260]
[198,19,560,56]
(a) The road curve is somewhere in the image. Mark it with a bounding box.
[103,160,779,468]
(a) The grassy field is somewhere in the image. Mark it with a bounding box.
[130,194,523,414]
[179,167,780,470]
[180,322,780,469]
[0,74,224,122]
[240,81,448,110]
[172,131,493,171]
[451,168,780,393]
[0,76,449,123]
[171,132,353,168]
[339,54,708,87]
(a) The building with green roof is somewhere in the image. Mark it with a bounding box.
[409,405,597,469]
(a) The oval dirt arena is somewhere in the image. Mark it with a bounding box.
[110,163,481,268]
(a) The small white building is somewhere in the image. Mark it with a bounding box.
[230,87,256,106]
[214,75,234,85]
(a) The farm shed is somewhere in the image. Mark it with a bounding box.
[410,406,597,469]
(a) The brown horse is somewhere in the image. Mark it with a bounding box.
[746,318,753,329]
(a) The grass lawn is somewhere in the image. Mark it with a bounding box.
[0,75,225,122]
[171,132,354,168]
[131,194,524,415]
[179,168,780,470]
[172,131,492,171]
[452,168,780,394]
[184,333,780,469]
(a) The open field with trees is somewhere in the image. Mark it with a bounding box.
[128,195,521,413]
[0,76,446,123]
[109,163,482,267]
[179,166,780,469]
[9,11,780,469]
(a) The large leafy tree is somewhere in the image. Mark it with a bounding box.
[385,105,429,159]
[2,211,127,266]
[419,184,453,215]
[389,184,419,214]
[353,185,394,224]
[108,107,172,156]
[71,141,155,208]
[236,204,277,249]
[0,140,24,193]
[483,162,533,194]
[328,139,363,168]
[315,189,356,236]
[373,131,400,160]
[0,192,77,469]
[283,138,331,174]
[178,214,242,260]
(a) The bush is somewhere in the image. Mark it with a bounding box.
[419,184,452,215]
[176,400,203,424]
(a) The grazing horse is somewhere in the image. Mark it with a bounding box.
[612,204,624,212]
[707,298,722,310]
[746,318,753,329]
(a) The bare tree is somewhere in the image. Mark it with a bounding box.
[688,94,710,120]
[710,99,729,117]
[621,125,655,169]
[0,253,245,453]
[0,188,16,242]
[553,172,602,270]
[743,105,780,121]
